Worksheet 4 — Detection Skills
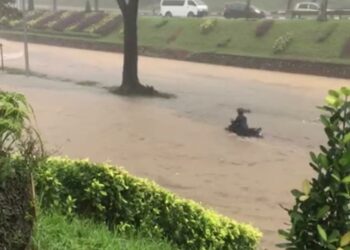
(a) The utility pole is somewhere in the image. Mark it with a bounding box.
[22,0,30,75]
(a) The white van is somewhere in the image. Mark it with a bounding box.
[160,0,209,17]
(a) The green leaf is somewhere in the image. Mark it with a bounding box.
[338,193,350,199]
[329,89,340,98]
[310,152,318,164]
[332,173,341,182]
[316,205,330,219]
[299,195,309,202]
[329,230,340,243]
[291,189,303,198]
[343,176,350,184]
[341,87,350,96]
[340,153,350,167]
[302,180,311,195]
[317,225,328,242]
[320,115,330,127]
[344,133,350,144]
[278,229,290,238]
[341,232,350,247]
[326,95,339,107]
[319,154,329,168]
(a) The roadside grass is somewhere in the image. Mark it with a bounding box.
[101,18,350,64]
[2,17,350,64]
[33,0,350,12]
[32,212,177,250]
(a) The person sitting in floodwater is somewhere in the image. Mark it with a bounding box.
[226,108,262,137]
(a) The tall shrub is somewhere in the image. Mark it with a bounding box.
[279,87,350,250]
[0,91,43,250]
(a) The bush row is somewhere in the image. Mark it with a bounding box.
[34,157,262,250]
[71,12,106,32]
[52,11,86,32]
[95,15,123,36]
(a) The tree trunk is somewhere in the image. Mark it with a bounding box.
[318,0,328,21]
[286,0,293,12]
[120,1,142,91]
[94,0,99,11]
[245,0,251,20]
[28,0,34,11]
[53,0,57,12]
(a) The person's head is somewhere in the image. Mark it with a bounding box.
[237,108,244,115]
[237,108,251,115]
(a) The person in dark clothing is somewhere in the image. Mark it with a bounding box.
[226,108,262,137]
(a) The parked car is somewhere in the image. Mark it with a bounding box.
[160,0,209,17]
[294,2,320,12]
[223,2,266,19]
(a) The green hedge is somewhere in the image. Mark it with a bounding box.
[34,157,262,250]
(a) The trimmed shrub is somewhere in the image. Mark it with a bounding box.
[0,160,34,250]
[200,19,218,35]
[84,13,118,34]
[255,20,274,38]
[273,32,293,54]
[72,12,105,32]
[0,91,43,250]
[341,37,350,58]
[52,11,86,32]
[279,87,350,250]
[0,17,11,28]
[217,37,231,48]
[32,11,64,30]
[94,15,123,36]
[315,23,338,43]
[35,157,262,250]
[155,19,169,29]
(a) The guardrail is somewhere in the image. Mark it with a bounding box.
[291,9,350,18]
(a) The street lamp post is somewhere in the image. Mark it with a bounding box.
[22,0,30,75]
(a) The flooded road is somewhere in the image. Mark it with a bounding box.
[1,39,349,249]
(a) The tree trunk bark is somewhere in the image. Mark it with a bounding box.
[286,0,293,12]
[318,0,328,21]
[120,4,141,91]
[53,0,57,12]
[94,0,99,11]
[245,0,251,20]
[28,0,34,11]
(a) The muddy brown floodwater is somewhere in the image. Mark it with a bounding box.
[1,39,349,249]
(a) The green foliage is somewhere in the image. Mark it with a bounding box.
[200,19,218,35]
[279,87,350,250]
[255,20,274,38]
[33,211,177,250]
[0,91,43,164]
[0,0,21,19]
[35,157,262,250]
[273,32,293,54]
[315,23,338,43]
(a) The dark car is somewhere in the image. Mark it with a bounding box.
[224,2,266,19]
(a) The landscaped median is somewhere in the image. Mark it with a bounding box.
[33,156,262,250]
[1,10,350,77]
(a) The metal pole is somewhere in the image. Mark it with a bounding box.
[22,0,30,75]
[0,44,4,71]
